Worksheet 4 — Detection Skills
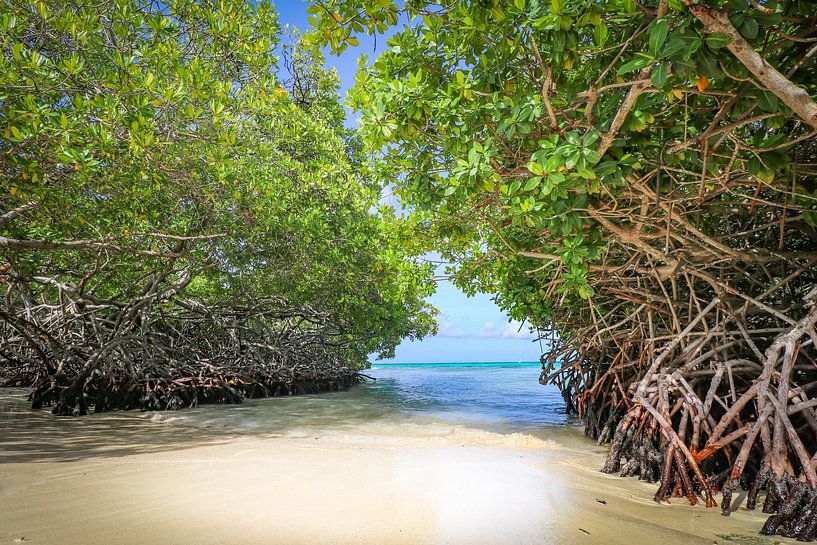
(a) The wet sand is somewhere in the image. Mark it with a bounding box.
[0,390,789,545]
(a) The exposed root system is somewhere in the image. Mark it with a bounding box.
[541,291,817,536]
[0,281,367,416]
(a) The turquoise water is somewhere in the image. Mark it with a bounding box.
[145,361,571,435]
[367,361,569,430]
[372,361,539,368]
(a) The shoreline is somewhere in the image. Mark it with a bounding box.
[0,390,786,545]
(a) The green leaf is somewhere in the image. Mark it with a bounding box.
[551,0,564,15]
[681,37,703,61]
[762,150,789,169]
[545,155,563,172]
[594,23,608,47]
[696,52,722,78]
[584,131,600,147]
[583,149,601,164]
[747,156,762,175]
[514,0,526,10]
[578,284,594,299]
[740,17,759,40]
[524,177,541,191]
[577,167,596,179]
[754,11,782,26]
[661,36,687,59]
[649,19,669,56]
[765,115,786,129]
[651,62,668,88]
[617,56,653,75]
[757,91,779,112]
[705,34,731,50]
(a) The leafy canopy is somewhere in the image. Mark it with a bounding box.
[309,0,817,334]
[0,0,436,366]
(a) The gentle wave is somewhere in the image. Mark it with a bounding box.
[441,427,561,449]
[138,363,573,451]
[144,409,563,450]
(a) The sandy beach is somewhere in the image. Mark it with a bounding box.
[0,389,785,545]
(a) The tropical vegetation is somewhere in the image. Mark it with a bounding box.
[0,0,436,415]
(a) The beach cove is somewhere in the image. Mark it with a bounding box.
[0,364,781,545]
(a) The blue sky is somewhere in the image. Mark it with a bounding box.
[276,1,543,363]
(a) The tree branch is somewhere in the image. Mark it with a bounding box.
[687,3,817,128]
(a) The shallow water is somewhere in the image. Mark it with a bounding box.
[143,362,575,441]
[367,362,570,429]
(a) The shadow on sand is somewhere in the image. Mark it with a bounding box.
[0,389,238,464]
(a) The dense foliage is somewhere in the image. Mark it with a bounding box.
[311,0,816,320]
[0,0,436,415]
[311,0,817,538]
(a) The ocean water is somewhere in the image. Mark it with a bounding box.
[144,362,574,440]
[367,361,569,430]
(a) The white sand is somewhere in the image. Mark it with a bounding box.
[0,393,785,545]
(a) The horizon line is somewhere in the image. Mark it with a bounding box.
[370,360,540,365]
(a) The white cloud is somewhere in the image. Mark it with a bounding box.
[436,321,469,338]
[500,321,536,339]
[478,321,497,337]
[478,320,535,339]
